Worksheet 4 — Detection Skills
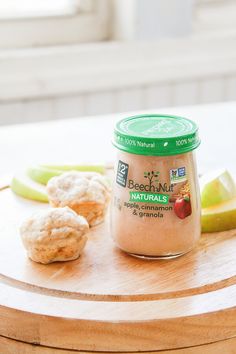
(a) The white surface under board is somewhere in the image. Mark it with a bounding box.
[0,101,235,177]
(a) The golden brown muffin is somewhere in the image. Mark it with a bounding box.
[20,207,89,264]
[46,171,111,226]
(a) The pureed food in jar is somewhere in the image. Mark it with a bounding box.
[111,114,201,259]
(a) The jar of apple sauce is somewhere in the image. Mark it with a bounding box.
[111,114,201,259]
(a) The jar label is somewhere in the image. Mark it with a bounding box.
[129,191,169,204]
[116,160,129,187]
[115,160,192,220]
[170,167,187,184]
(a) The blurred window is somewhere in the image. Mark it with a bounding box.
[0,0,110,48]
[0,0,234,49]
[0,0,93,19]
[195,0,236,33]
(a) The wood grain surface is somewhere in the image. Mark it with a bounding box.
[1,335,236,354]
[0,188,236,352]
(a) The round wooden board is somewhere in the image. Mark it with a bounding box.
[1,334,236,354]
[0,188,236,353]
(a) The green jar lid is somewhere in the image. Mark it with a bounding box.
[113,114,200,156]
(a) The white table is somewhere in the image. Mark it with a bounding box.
[0,101,235,176]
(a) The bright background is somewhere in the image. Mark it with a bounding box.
[0,0,236,125]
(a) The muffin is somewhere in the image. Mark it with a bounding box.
[46,171,111,226]
[20,207,89,264]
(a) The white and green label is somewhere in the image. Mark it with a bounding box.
[170,167,187,183]
[129,191,169,204]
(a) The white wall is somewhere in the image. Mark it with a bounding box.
[0,0,235,125]
[1,75,235,125]
[0,32,236,125]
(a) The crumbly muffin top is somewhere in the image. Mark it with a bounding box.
[47,171,111,206]
[20,206,89,245]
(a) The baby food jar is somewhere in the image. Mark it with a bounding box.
[111,114,201,259]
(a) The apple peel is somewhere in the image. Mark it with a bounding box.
[201,197,236,233]
[42,164,106,174]
[200,169,236,209]
[11,172,48,203]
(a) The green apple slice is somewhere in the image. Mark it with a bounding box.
[27,166,62,185]
[200,169,236,209]
[11,172,48,203]
[42,164,106,174]
[201,197,236,233]
[28,164,106,185]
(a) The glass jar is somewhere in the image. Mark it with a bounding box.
[111,114,201,259]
